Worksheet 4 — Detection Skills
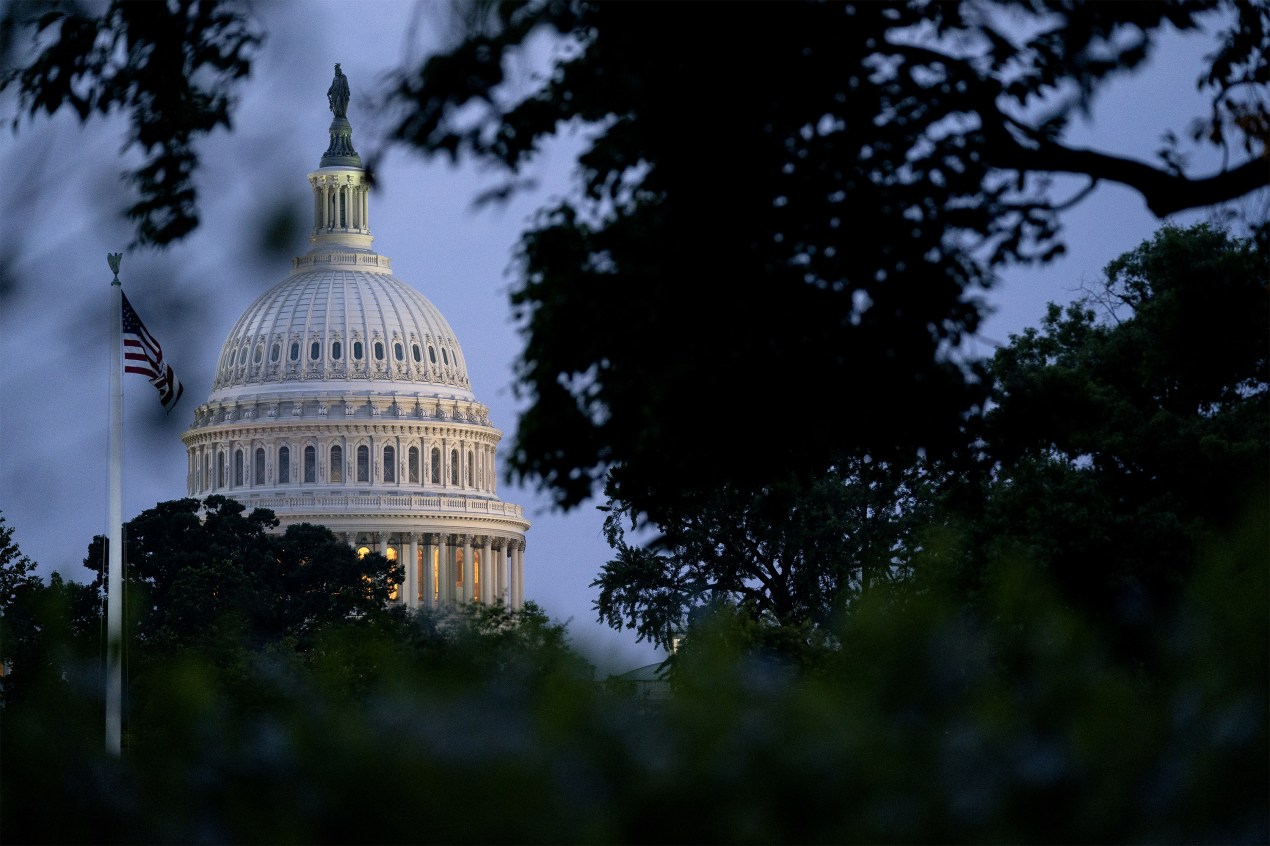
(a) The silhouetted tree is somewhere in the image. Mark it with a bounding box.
[383,1,1269,518]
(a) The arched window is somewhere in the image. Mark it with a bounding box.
[332,340,342,360]
[310,340,321,361]
[204,453,212,491]
[451,449,460,485]
[394,342,404,361]
[357,445,369,482]
[253,344,263,365]
[270,343,281,363]
[428,346,437,364]
[408,447,419,483]
[442,348,450,365]
[374,341,384,360]
[430,448,441,485]
[304,446,316,483]
[234,449,244,487]
[466,453,473,488]
[217,452,226,487]
[353,340,363,360]
[330,445,343,483]
[289,341,300,362]
[254,447,265,484]
[278,446,290,484]
[384,446,396,483]
[412,343,421,363]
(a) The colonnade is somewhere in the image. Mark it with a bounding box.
[312,173,369,234]
[349,531,525,611]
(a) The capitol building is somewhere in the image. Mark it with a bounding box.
[180,66,528,611]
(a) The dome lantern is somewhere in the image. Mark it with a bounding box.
[311,63,371,251]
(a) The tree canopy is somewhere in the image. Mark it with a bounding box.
[591,223,1267,662]
[382,0,1269,518]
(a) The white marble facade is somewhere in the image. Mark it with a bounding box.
[181,68,528,610]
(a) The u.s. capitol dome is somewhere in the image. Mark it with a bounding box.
[181,65,528,610]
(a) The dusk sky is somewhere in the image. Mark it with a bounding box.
[0,2,1253,673]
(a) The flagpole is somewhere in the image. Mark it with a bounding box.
[106,252,124,756]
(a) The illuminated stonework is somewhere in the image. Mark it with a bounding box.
[181,67,528,609]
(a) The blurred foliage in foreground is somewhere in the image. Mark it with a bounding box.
[1,502,1264,844]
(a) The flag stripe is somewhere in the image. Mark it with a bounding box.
[121,292,184,413]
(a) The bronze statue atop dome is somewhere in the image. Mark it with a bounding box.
[328,63,350,118]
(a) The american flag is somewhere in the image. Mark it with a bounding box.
[121,292,184,413]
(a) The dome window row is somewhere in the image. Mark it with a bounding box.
[217,332,462,385]
[189,440,494,493]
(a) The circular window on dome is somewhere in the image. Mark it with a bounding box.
[271,343,281,363]
[310,341,321,361]
[353,341,363,360]
[290,342,300,362]
[428,346,436,364]
[374,341,384,360]
[332,341,342,361]
[394,342,404,361]
[412,343,421,363]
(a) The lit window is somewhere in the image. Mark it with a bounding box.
[278,446,290,484]
[330,445,343,483]
[357,445,369,482]
[304,445,316,483]
[384,446,396,482]
[357,546,370,559]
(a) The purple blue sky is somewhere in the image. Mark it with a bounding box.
[0,2,1256,673]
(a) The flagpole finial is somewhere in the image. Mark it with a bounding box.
[107,252,123,284]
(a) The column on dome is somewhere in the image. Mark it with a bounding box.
[481,535,493,604]
[441,534,456,605]
[461,534,474,604]
[421,532,435,609]
[512,542,524,611]
[493,540,506,608]
[406,532,419,610]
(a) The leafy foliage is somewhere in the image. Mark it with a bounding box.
[958,223,1268,663]
[593,459,938,654]
[1,509,1264,844]
[80,496,398,660]
[385,0,1269,516]
[0,0,260,245]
